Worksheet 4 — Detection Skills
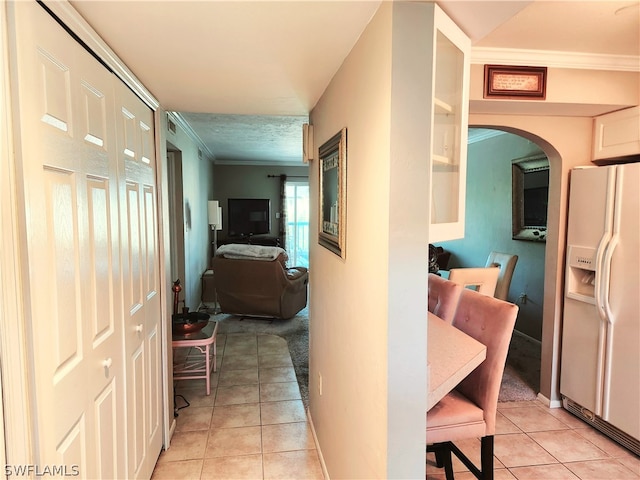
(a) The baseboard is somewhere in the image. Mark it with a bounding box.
[307,408,330,480]
[512,329,542,346]
[167,417,176,445]
[537,392,563,409]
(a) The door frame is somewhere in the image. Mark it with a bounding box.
[1,1,34,464]
[166,149,186,286]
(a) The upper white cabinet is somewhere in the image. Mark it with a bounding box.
[592,106,640,163]
[429,6,470,243]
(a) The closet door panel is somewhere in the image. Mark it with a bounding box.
[117,79,163,480]
[11,3,125,478]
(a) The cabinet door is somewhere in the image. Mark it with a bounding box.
[429,6,470,243]
[592,106,640,162]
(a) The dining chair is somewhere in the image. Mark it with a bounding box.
[447,267,500,297]
[428,273,463,323]
[485,251,518,301]
[426,288,518,480]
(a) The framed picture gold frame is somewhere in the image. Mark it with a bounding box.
[318,128,347,258]
[484,65,547,99]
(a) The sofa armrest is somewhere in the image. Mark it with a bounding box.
[284,267,309,291]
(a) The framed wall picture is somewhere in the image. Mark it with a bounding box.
[318,128,347,258]
[484,65,547,99]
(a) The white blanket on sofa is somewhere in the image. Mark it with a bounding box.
[216,243,287,261]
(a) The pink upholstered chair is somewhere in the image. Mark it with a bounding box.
[428,273,463,323]
[426,288,518,480]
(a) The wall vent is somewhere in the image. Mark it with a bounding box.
[564,397,640,456]
[167,117,177,134]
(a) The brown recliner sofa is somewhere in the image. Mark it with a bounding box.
[212,244,308,319]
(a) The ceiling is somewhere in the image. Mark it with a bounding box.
[69,0,640,165]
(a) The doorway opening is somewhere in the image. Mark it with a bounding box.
[285,180,309,268]
[167,147,186,284]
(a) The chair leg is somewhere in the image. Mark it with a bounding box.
[442,444,454,480]
[429,437,494,480]
[427,443,446,468]
[434,447,445,468]
[427,443,455,478]
[480,436,494,480]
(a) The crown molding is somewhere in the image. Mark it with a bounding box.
[39,0,160,110]
[468,128,507,144]
[472,47,640,72]
[168,112,215,161]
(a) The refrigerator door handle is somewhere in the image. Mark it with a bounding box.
[592,233,610,416]
[592,166,617,416]
[601,167,624,420]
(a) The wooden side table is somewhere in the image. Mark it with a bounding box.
[172,321,219,395]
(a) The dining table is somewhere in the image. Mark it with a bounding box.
[427,312,487,411]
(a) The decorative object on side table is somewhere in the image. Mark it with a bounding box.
[171,279,209,335]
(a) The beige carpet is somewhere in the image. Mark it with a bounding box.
[202,305,540,406]
[500,331,541,402]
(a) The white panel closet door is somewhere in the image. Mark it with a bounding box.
[10,3,162,478]
[12,3,124,477]
[115,74,163,480]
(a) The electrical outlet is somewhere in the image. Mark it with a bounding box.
[318,372,323,396]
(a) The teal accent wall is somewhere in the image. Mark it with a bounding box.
[439,130,546,340]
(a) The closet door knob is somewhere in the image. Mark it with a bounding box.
[102,358,113,368]
[135,324,143,333]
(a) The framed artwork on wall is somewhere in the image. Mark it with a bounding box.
[318,128,347,258]
[512,153,549,242]
[484,65,547,100]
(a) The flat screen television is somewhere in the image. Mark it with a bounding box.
[227,198,271,237]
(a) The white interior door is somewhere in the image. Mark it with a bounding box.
[116,78,163,480]
[10,3,162,478]
[11,3,124,476]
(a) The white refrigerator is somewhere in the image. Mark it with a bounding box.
[561,162,639,455]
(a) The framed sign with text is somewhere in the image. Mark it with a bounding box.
[484,65,547,99]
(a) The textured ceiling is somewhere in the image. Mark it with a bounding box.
[179,113,309,165]
[69,0,640,165]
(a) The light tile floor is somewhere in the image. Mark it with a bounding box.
[152,332,324,480]
[155,331,639,480]
[427,400,640,479]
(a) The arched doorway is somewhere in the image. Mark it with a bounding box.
[467,114,593,407]
[438,127,553,400]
